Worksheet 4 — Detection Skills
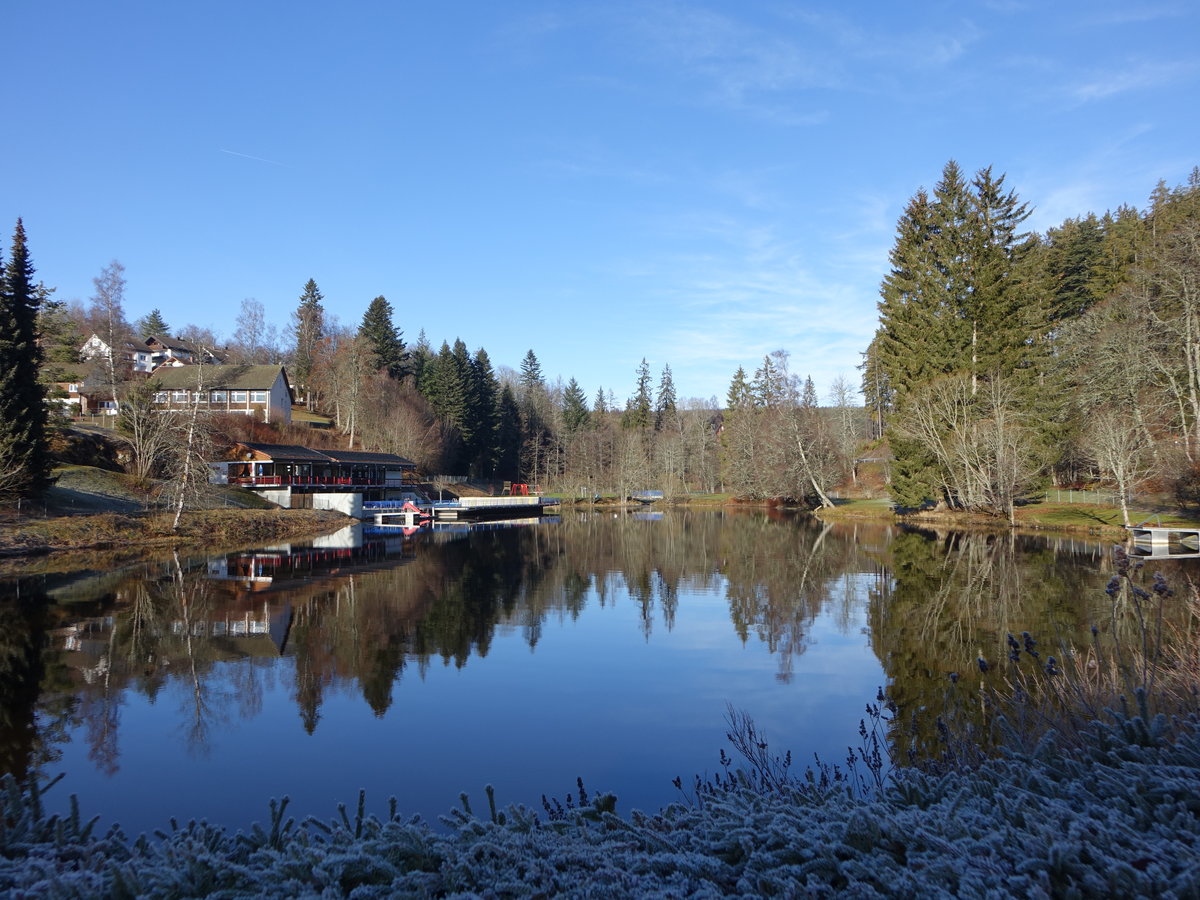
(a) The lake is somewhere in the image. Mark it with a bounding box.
[0,509,1158,836]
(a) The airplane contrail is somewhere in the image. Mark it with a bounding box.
[219,148,290,168]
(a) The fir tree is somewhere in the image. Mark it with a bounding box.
[872,161,1039,506]
[495,385,522,481]
[290,279,325,394]
[622,359,652,429]
[467,348,500,477]
[726,366,752,410]
[654,364,677,430]
[409,330,433,390]
[136,308,170,339]
[593,386,608,415]
[562,378,591,434]
[0,219,52,497]
[519,349,544,395]
[358,295,406,379]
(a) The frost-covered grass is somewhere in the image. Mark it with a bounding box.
[3,704,1199,899]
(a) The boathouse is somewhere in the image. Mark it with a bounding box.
[211,442,420,511]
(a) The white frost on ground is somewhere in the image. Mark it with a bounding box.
[3,711,1199,898]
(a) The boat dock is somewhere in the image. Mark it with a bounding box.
[363,496,560,527]
[1128,524,1200,559]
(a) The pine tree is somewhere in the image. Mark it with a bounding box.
[358,295,406,379]
[291,279,325,395]
[137,308,170,339]
[562,378,591,434]
[0,219,52,497]
[593,386,608,415]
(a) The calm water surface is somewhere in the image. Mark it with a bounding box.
[0,509,1157,835]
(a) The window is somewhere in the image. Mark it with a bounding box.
[250,391,267,404]
[154,392,168,403]
[68,383,79,393]
[172,391,189,403]
[196,392,208,403]
[231,391,248,403]
[211,390,227,402]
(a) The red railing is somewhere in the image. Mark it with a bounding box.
[231,476,386,487]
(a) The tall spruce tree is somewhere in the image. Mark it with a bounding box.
[873,161,1037,508]
[654,364,677,430]
[622,358,653,429]
[0,220,52,497]
[467,348,501,476]
[562,377,591,435]
[358,295,406,378]
[495,385,522,481]
[290,279,325,396]
[409,330,433,390]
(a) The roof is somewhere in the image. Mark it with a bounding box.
[149,364,288,391]
[321,448,417,467]
[236,442,333,462]
[147,334,198,353]
[233,442,416,467]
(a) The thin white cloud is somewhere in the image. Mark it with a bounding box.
[1069,59,1198,102]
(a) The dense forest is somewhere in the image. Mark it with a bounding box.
[5,163,1199,514]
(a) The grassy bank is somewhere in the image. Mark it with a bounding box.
[814,495,1196,536]
[0,507,349,560]
[0,465,349,566]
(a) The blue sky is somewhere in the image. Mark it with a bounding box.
[7,1,1198,404]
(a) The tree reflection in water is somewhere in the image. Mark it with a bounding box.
[4,512,1183,820]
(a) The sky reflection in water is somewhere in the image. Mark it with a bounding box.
[8,511,1124,835]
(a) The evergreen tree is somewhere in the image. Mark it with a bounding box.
[0,220,52,497]
[422,341,467,429]
[409,330,433,390]
[801,375,818,410]
[1042,215,1105,323]
[593,386,608,415]
[752,354,789,407]
[495,385,522,481]
[654,364,677,430]
[872,162,1039,507]
[136,308,170,339]
[622,358,652,429]
[290,279,325,395]
[467,348,500,476]
[726,366,752,410]
[36,289,82,383]
[519,349,544,395]
[562,377,590,434]
[358,295,406,379]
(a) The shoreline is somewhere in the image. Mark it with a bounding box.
[0,507,350,574]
